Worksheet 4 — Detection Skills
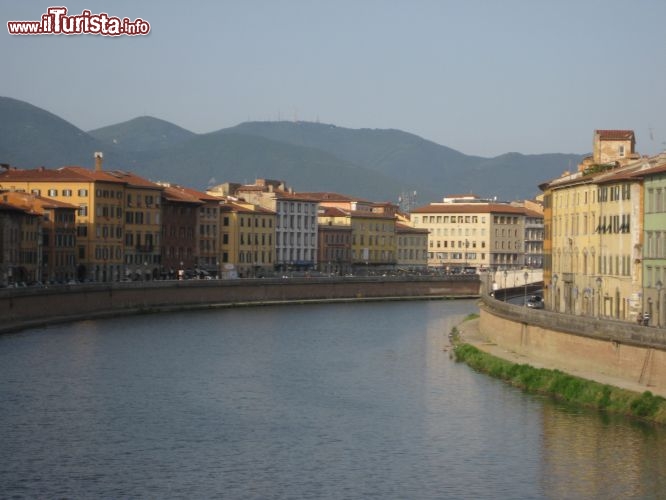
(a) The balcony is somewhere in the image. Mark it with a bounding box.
[136,244,154,253]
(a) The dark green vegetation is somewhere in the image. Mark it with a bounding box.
[0,96,584,202]
[453,342,666,424]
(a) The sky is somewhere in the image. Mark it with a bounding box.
[4,0,666,157]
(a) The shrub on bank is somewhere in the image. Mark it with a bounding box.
[453,343,666,425]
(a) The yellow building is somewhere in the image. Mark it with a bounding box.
[219,199,275,278]
[541,130,645,321]
[212,179,318,271]
[395,221,428,270]
[306,192,398,273]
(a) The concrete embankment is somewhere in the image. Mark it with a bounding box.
[0,276,479,334]
[467,295,666,397]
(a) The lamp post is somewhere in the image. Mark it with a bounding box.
[596,276,602,318]
[552,273,558,311]
[648,297,653,326]
[657,280,663,328]
[503,270,508,302]
[524,271,529,306]
[465,239,469,267]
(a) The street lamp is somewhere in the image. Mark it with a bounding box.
[503,270,508,302]
[657,280,663,328]
[552,273,558,311]
[523,271,529,306]
[465,239,469,267]
[648,297,653,326]
[596,276,602,318]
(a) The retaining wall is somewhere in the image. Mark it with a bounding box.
[0,276,479,334]
[479,295,666,393]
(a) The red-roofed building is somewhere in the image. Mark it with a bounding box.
[1,191,77,284]
[0,200,41,286]
[592,129,637,166]
[316,206,352,275]
[159,184,202,278]
[0,157,165,282]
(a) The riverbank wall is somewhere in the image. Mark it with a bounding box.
[479,295,666,394]
[0,276,479,334]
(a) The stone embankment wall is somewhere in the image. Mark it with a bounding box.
[479,295,666,393]
[0,276,479,334]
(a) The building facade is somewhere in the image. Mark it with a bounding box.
[411,195,528,271]
[540,130,666,324]
[219,200,275,278]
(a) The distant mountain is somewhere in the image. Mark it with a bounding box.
[0,96,117,167]
[126,131,413,201]
[88,116,196,152]
[0,96,584,203]
[224,121,583,201]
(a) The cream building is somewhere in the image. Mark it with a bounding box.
[411,195,527,271]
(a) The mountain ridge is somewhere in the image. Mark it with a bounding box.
[0,96,584,203]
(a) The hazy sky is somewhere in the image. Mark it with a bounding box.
[4,1,666,157]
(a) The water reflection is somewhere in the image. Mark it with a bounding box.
[0,301,665,499]
[540,402,666,498]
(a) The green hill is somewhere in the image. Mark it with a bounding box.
[88,116,196,152]
[225,121,583,201]
[126,131,416,200]
[0,96,117,168]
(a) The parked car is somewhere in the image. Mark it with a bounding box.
[526,295,544,309]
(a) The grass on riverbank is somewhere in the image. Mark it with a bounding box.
[453,342,666,425]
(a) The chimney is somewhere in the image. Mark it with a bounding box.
[94,152,104,171]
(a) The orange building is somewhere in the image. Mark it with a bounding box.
[1,191,77,284]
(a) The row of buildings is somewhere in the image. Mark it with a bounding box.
[0,153,545,286]
[541,130,666,327]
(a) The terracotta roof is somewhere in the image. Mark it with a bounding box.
[161,185,204,205]
[0,200,36,215]
[318,206,349,217]
[396,222,428,233]
[411,203,526,215]
[0,166,163,190]
[596,130,635,141]
[219,201,275,215]
[1,191,78,212]
[300,192,369,203]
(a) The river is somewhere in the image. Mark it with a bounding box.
[1,300,664,499]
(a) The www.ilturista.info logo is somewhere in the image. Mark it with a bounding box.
[7,7,150,36]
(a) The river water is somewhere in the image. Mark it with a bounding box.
[1,300,665,499]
